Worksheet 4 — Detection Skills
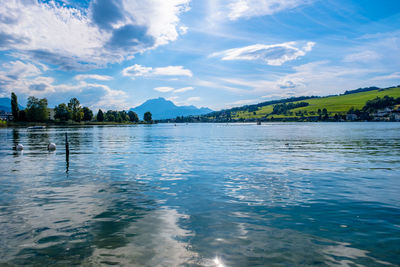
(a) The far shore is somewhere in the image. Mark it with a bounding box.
[2,120,398,128]
[2,121,155,127]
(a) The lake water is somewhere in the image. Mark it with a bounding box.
[0,123,399,266]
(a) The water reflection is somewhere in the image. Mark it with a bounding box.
[86,208,197,266]
[0,176,196,266]
[12,128,19,149]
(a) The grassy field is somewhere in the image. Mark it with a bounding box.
[234,87,400,119]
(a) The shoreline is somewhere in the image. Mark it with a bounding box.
[2,120,398,128]
[2,121,154,127]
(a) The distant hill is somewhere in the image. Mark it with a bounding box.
[343,86,380,95]
[130,97,213,120]
[229,86,400,120]
[192,86,400,121]
[0,98,24,112]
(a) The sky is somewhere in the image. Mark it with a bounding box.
[0,0,400,111]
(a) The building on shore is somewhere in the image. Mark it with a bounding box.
[48,108,55,121]
[0,111,13,121]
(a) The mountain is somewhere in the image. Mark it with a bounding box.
[0,98,24,112]
[130,97,213,120]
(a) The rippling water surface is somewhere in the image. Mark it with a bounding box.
[0,123,399,266]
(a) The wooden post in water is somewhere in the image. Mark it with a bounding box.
[65,132,69,155]
[65,132,69,172]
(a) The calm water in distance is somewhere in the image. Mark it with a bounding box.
[0,122,399,266]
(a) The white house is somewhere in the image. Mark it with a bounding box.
[48,108,55,120]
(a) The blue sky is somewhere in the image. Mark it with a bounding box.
[0,0,399,110]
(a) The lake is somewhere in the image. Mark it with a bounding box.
[0,123,399,266]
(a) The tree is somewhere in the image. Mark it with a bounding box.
[334,114,339,121]
[118,111,129,122]
[128,111,139,122]
[105,110,115,122]
[11,92,19,121]
[322,108,329,120]
[97,109,104,122]
[82,107,93,121]
[68,97,83,122]
[144,111,152,123]
[54,103,71,121]
[26,96,48,122]
[18,110,26,121]
[38,98,49,122]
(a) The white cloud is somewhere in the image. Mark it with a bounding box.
[212,0,311,20]
[154,86,175,92]
[204,60,395,102]
[74,74,113,81]
[343,50,380,63]
[195,79,248,93]
[0,0,190,70]
[179,26,189,35]
[0,60,128,110]
[1,60,41,81]
[154,86,194,93]
[122,64,193,78]
[153,66,193,77]
[174,86,194,93]
[0,60,55,96]
[227,99,258,107]
[210,41,315,65]
[187,96,201,102]
[371,72,400,81]
[86,83,129,110]
[120,0,190,46]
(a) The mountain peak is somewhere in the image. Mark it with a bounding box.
[0,97,24,112]
[130,97,212,120]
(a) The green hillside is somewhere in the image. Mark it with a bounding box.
[234,87,400,119]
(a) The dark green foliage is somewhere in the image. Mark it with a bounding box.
[54,103,71,121]
[322,108,329,120]
[11,92,19,121]
[272,102,309,115]
[128,111,139,122]
[248,106,258,112]
[362,96,400,112]
[119,111,129,122]
[68,98,83,122]
[344,87,379,95]
[82,107,93,121]
[334,114,339,121]
[105,110,116,122]
[18,110,26,121]
[347,107,370,120]
[144,111,152,123]
[102,110,131,122]
[97,109,104,122]
[26,96,48,122]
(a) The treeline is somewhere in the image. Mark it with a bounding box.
[10,93,153,123]
[362,96,400,112]
[271,102,309,115]
[205,95,318,119]
[345,96,400,120]
[54,98,93,122]
[11,93,49,122]
[343,86,379,95]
